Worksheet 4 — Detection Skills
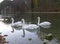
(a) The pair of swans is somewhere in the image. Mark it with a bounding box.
[11,17,51,37]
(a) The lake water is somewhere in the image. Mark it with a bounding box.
[0,21,59,44]
[0,21,43,44]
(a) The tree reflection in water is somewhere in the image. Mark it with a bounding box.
[37,30,59,44]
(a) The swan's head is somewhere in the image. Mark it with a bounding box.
[11,18,14,23]
[37,17,40,20]
[21,19,25,22]
[11,18,14,21]
[21,18,25,24]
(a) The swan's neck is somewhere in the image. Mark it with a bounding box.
[11,18,14,24]
[37,17,40,25]
[22,19,25,25]
[22,19,25,29]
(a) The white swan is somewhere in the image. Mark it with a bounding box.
[21,19,39,30]
[11,18,22,32]
[37,17,51,28]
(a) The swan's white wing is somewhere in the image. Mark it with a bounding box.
[14,21,22,25]
[11,21,22,28]
[39,21,51,28]
[39,22,51,26]
[13,21,22,26]
[22,24,28,29]
[26,24,39,29]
